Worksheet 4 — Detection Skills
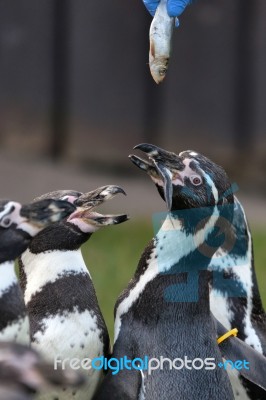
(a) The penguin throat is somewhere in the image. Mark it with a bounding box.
[152,212,220,274]
[20,248,91,305]
[114,213,219,342]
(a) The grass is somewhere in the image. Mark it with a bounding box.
[252,229,266,306]
[83,220,266,342]
[82,219,153,340]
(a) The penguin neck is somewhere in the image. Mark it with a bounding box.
[147,215,214,305]
[27,222,92,253]
[140,212,218,277]
[114,214,217,342]
[19,248,91,306]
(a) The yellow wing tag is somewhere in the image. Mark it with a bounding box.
[217,328,238,345]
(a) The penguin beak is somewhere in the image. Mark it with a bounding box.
[20,199,77,227]
[129,143,183,211]
[69,185,129,228]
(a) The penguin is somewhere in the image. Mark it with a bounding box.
[18,185,128,400]
[209,197,266,400]
[130,144,266,400]
[0,198,75,345]
[95,146,236,399]
[0,341,85,400]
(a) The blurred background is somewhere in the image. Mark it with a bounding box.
[0,0,265,338]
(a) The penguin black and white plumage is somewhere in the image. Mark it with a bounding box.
[130,145,266,400]
[95,146,236,400]
[209,197,265,349]
[209,196,266,399]
[0,199,75,345]
[0,341,86,400]
[19,186,128,400]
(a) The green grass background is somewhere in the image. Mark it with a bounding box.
[83,220,266,342]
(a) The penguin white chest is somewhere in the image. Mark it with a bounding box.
[0,316,29,344]
[22,250,106,399]
[33,309,103,400]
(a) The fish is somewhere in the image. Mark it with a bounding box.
[149,0,175,84]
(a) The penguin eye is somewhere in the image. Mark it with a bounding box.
[1,217,12,228]
[190,175,202,186]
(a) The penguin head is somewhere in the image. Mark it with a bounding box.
[34,186,129,234]
[28,187,129,252]
[130,144,234,212]
[0,199,76,262]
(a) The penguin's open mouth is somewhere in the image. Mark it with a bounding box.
[129,144,183,211]
[68,185,129,227]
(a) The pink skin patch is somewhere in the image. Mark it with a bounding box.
[68,217,99,233]
[150,175,164,187]
[67,209,100,233]
[173,159,202,186]
[150,158,202,187]
[61,195,78,204]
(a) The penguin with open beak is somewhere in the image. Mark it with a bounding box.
[95,146,237,400]
[19,186,128,400]
[130,144,266,400]
[0,198,76,345]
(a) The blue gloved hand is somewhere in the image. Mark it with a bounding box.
[143,0,194,19]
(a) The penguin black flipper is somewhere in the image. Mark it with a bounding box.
[93,321,142,400]
[93,369,141,400]
[214,316,266,391]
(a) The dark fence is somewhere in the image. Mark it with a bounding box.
[0,0,265,170]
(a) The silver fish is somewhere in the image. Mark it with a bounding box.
[149,0,175,84]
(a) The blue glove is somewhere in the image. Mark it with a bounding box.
[143,0,194,18]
